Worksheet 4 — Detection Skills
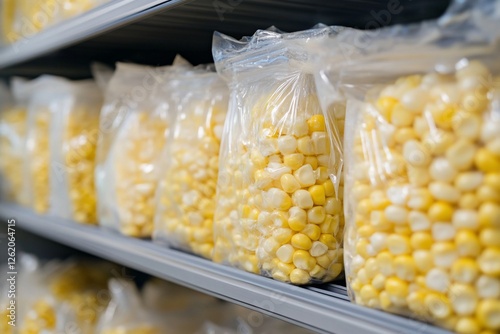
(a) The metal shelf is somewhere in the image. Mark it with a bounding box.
[0,203,451,334]
[0,0,451,76]
[0,0,190,69]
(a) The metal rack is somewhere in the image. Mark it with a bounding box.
[0,203,451,334]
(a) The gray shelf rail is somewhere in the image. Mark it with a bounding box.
[0,203,451,334]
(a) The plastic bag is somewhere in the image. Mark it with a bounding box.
[50,79,102,224]
[338,0,500,331]
[212,26,344,284]
[16,255,113,334]
[153,68,228,259]
[96,57,190,237]
[25,75,72,213]
[0,79,29,203]
[97,279,168,334]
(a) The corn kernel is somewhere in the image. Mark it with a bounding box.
[413,250,434,273]
[394,255,417,281]
[432,242,458,268]
[319,234,337,249]
[294,164,316,187]
[410,232,433,249]
[478,248,500,276]
[476,299,500,330]
[277,135,297,155]
[307,115,326,133]
[293,250,316,271]
[385,277,409,298]
[292,189,314,209]
[302,224,321,241]
[307,206,326,224]
[428,202,454,222]
[479,202,500,228]
[305,156,318,169]
[309,185,326,205]
[387,234,411,255]
[290,268,311,284]
[455,230,482,257]
[280,173,301,193]
[425,293,452,319]
[449,283,478,316]
[288,206,307,231]
[451,258,479,284]
[455,317,481,334]
[283,153,305,170]
[475,148,500,173]
[291,233,312,250]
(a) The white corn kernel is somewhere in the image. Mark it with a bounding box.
[278,135,297,155]
[429,158,457,182]
[294,164,316,187]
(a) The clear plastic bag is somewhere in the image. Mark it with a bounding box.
[25,75,71,213]
[17,255,113,334]
[97,279,168,334]
[153,68,228,259]
[49,79,102,224]
[337,0,500,331]
[212,26,344,284]
[0,78,29,204]
[96,58,190,237]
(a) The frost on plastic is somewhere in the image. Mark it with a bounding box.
[0,78,30,204]
[96,58,190,238]
[50,79,103,224]
[337,0,500,331]
[212,27,344,284]
[153,68,228,259]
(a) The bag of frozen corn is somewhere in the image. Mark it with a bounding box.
[50,79,102,224]
[25,75,73,214]
[0,78,31,204]
[96,57,190,238]
[338,0,500,331]
[212,26,344,284]
[153,67,228,259]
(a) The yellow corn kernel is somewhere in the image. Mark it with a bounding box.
[410,232,433,250]
[478,248,500,276]
[425,293,452,319]
[272,228,294,244]
[310,265,327,279]
[376,251,395,276]
[432,242,458,268]
[319,234,337,250]
[358,225,375,238]
[305,156,318,169]
[387,234,411,255]
[316,254,331,269]
[360,284,379,301]
[301,224,321,241]
[376,97,398,119]
[455,230,482,257]
[280,174,301,194]
[407,291,428,317]
[307,206,326,224]
[307,115,326,133]
[394,255,417,281]
[476,299,500,330]
[327,263,343,279]
[290,268,311,284]
[291,233,313,250]
[325,197,342,215]
[379,291,392,310]
[475,148,500,173]
[480,228,500,247]
[277,261,295,275]
[322,180,335,197]
[407,188,434,210]
[459,193,480,209]
[364,258,378,279]
[385,277,409,298]
[288,207,307,231]
[309,185,326,205]
[485,173,500,191]
[413,250,433,273]
[370,190,391,210]
[455,317,481,334]
[451,258,479,284]
[428,202,454,222]
[479,202,500,228]
[356,239,370,259]
[293,250,316,271]
[283,153,305,171]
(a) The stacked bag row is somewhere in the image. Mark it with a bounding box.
[0,255,310,334]
[0,0,499,332]
[1,0,109,44]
